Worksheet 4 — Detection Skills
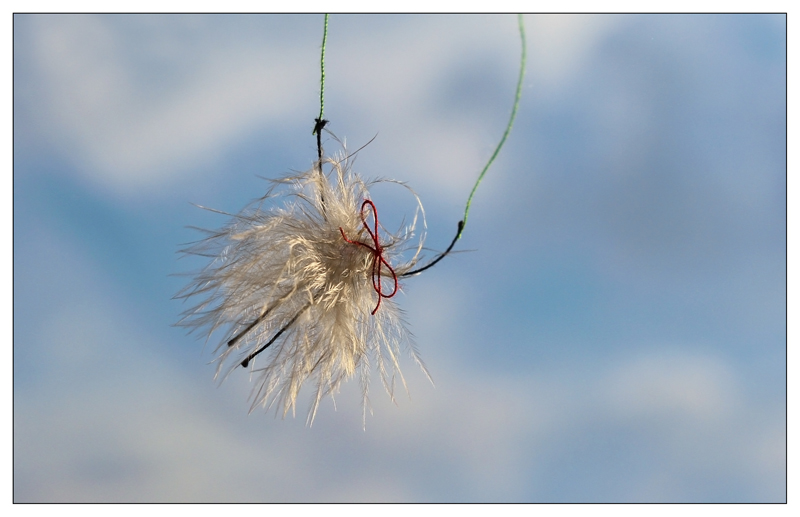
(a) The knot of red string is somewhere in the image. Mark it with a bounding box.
[339,199,398,315]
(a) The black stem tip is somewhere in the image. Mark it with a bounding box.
[313,118,328,135]
[239,307,307,368]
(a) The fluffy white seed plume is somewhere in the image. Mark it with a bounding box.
[177,149,432,425]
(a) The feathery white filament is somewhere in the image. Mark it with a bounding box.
[177,151,431,425]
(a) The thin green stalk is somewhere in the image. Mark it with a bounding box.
[459,13,526,239]
[402,15,526,277]
[313,14,330,163]
[317,14,329,125]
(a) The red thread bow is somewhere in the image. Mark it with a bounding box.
[340,199,398,315]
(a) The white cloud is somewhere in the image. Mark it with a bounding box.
[16,274,786,501]
[603,351,736,420]
[21,15,619,202]
[13,215,784,502]
[324,15,620,204]
[25,15,315,195]
[525,14,621,96]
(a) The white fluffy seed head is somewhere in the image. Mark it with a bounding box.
[177,151,432,425]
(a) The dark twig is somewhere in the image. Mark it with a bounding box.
[240,304,309,368]
[401,221,463,277]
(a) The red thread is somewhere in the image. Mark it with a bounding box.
[339,199,398,315]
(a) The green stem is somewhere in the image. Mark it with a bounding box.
[459,13,526,239]
[317,14,329,124]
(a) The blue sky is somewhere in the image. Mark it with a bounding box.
[13,14,786,502]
